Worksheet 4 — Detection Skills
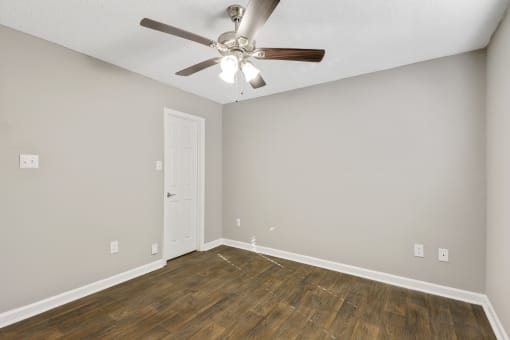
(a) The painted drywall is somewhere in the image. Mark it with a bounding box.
[1,0,507,104]
[223,51,486,292]
[0,25,222,313]
[487,8,510,335]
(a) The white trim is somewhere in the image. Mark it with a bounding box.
[2,239,507,339]
[221,238,510,338]
[200,238,224,251]
[482,296,510,340]
[223,238,510,338]
[0,259,165,328]
[163,108,206,259]
[222,238,485,304]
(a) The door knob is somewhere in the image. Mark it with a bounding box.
[167,193,176,198]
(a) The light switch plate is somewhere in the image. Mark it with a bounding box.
[155,161,163,171]
[19,154,39,169]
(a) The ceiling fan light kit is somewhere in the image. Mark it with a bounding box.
[140,0,325,89]
[241,61,260,82]
[219,71,236,84]
[219,54,240,84]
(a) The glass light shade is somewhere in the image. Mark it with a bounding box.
[220,55,239,73]
[219,70,236,84]
[241,61,260,82]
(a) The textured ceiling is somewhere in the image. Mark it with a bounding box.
[0,0,508,104]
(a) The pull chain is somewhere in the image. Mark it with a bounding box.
[235,71,245,103]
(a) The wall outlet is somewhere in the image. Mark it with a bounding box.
[414,244,424,258]
[151,243,159,255]
[438,248,449,262]
[269,226,276,232]
[19,154,39,169]
[236,218,241,227]
[155,161,163,171]
[110,240,119,254]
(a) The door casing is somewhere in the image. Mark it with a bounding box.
[163,107,205,260]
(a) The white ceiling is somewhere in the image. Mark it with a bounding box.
[0,0,508,104]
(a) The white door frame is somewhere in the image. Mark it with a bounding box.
[163,107,206,260]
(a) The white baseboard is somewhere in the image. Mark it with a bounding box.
[200,238,224,251]
[2,238,507,340]
[482,296,510,340]
[222,238,485,304]
[222,238,509,339]
[0,259,166,329]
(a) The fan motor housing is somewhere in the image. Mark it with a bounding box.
[219,5,255,55]
[218,31,237,47]
[217,31,255,55]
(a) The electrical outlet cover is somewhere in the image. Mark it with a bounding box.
[155,161,163,171]
[414,244,424,258]
[438,248,449,262]
[110,240,119,254]
[151,243,159,255]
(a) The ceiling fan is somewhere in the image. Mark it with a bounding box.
[140,0,325,89]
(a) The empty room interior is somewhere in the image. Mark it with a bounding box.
[1,0,510,339]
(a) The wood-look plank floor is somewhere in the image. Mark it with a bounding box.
[0,246,495,339]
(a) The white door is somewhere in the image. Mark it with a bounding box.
[164,112,199,260]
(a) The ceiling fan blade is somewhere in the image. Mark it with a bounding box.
[254,48,325,62]
[237,0,280,41]
[176,58,222,76]
[140,18,215,47]
[249,73,266,89]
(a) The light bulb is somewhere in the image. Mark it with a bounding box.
[219,70,236,84]
[241,61,260,82]
[220,55,239,73]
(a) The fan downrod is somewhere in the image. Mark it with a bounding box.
[218,4,254,54]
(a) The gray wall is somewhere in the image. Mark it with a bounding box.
[487,9,510,335]
[223,51,486,292]
[0,18,498,317]
[0,25,222,313]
